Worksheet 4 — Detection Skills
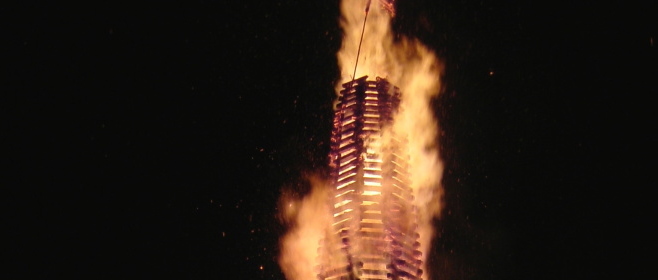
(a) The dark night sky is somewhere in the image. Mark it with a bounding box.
[4,1,655,279]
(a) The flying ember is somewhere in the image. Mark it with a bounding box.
[279,0,444,279]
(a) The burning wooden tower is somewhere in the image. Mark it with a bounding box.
[316,76,423,280]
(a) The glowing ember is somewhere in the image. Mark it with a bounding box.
[279,0,443,279]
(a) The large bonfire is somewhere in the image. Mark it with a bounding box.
[279,0,444,279]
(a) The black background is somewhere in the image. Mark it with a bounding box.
[5,0,655,279]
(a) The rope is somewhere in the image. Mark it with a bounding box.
[351,0,372,84]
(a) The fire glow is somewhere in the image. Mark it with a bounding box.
[279,0,443,279]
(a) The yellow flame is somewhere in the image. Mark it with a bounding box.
[279,0,443,279]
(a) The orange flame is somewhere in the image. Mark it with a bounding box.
[278,175,332,280]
